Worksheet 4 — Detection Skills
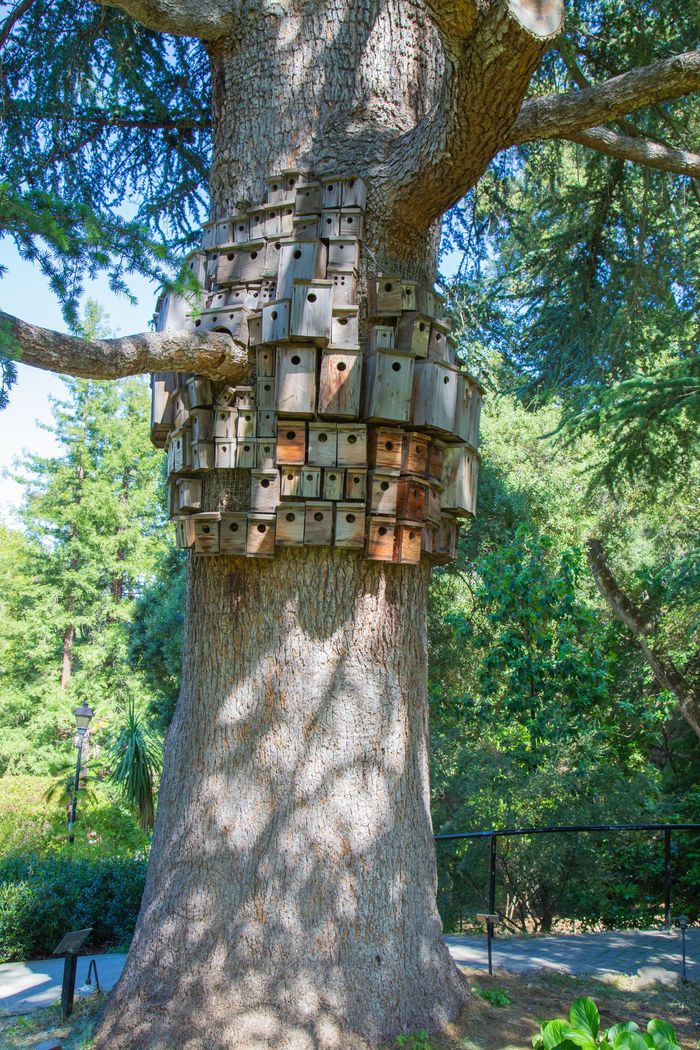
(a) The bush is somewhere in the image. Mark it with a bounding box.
[532,996,681,1050]
[0,853,146,962]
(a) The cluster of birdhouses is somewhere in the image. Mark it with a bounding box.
[150,170,484,564]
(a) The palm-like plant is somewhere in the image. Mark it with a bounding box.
[103,703,163,831]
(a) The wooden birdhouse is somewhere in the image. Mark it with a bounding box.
[328,271,357,307]
[291,217,319,242]
[248,210,266,241]
[236,409,256,439]
[154,292,192,333]
[401,281,418,311]
[176,477,202,513]
[308,422,338,466]
[276,422,307,464]
[264,239,282,279]
[322,178,343,209]
[334,503,365,548]
[262,299,291,344]
[226,286,247,309]
[466,375,484,450]
[215,438,235,468]
[193,512,221,555]
[345,468,367,501]
[366,516,397,561]
[205,289,228,312]
[186,377,213,410]
[441,446,479,517]
[216,385,237,408]
[192,441,215,472]
[256,410,276,439]
[266,174,285,205]
[426,484,441,527]
[256,346,276,378]
[428,320,451,363]
[368,275,403,317]
[416,285,436,318]
[275,503,305,546]
[232,214,250,243]
[318,350,362,420]
[250,470,281,513]
[397,476,429,521]
[235,386,255,409]
[191,409,214,444]
[183,250,207,287]
[433,515,460,562]
[300,467,322,499]
[276,240,327,300]
[363,350,414,424]
[198,305,250,347]
[260,279,277,305]
[331,306,359,349]
[290,280,333,344]
[264,205,281,238]
[396,313,430,357]
[327,238,359,273]
[339,209,363,239]
[279,169,301,201]
[294,182,323,215]
[275,347,317,417]
[368,427,404,474]
[175,515,195,550]
[201,221,217,250]
[323,468,344,501]
[257,378,275,410]
[369,472,399,515]
[172,391,189,429]
[256,439,277,471]
[369,325,396,352]
[401,431,431,476]
[395,522,423,564]
[150,372,176,448]
[341,177,366,209]
[320,210,340,237]
[245,286,265,312]
[248,311,263,346]
[235,439,256,469]
[239,244,267,282]
[411,360,459,435]
[427,439,445,484]
[246,513,276,558]
[280,467,302,497]
[336,423,367,467]
[216,250,241,286]
[304,502,334,545]
[219,512,247,555]
[215,219,233,246]
[167,426,192,474]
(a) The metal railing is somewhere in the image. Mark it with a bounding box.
[435,823,700,974]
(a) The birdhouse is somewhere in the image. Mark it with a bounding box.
[280,467,302,497]
[250,470,281,513]
[467,375,484,450]
[219,512,247,555]
[318,350,362,419]
[205,253,219,284]
[368,427,404,474]
[248,210,266,241]
[411,360,459,435]
[369,472,399,515]
[276,422,307,464]
[320,211,340,237]
[276,240,327,300]
[300,467,322,498]
[192,441,215,472]
[275,346,317,417]
[175,515,195,549]
[339,209,363,239]
[150,372,176,448]
[176,477,202,513]
[216,250,241,285]
[215,438,235,468]
[290,280,333,344]
[363,350,415,424]
[186,377,213,410]
[172,392,189,429]
[366,516,397,561]
[368,276,403,317]
[304,502,334,545]
[395,522,423,564]
[334,503,365,548]
[226,286,247,308]
[322,178,343,209]
[441,446,479,517]
[401,431,431,476]
[264,205,281,238]
[396,313,430,357]
[256,346,276,378]
[183,250,207,287]
[264,239,282,278]
[279,169,301,201]
[427,484,441,527]
[246,513,276,558]
[232,214,250,243]
[205,289,228,312]
[201,221,217,250]
[248,312,263,346]
[308,422,338,466]
[345,469,367,501]
[257,378,275,410]
[262,299,291,344]
[295,182,323,215]
[256,410,276,439]
[239,244,267,282]
[399,475,431,520]
[427,439,445,484]
[199,305,250,347]
[193,512,221,555]
[154,292,192,333]
[216,385,237,408]
[244,285,262,311]
[237,409,256,438]
[291,217,319,242]
[256,439,277,471]
[331,307,360,349]
[260,279,277,305]
[215,219,233,245]
[235,439,256,469]
[323,468,344,501]
[235,386,255,409]
[327,238,359,273]
[433,515,460,562]
[416,286,436,317]
[192,409,214,444]
[167,426,192,474]
[328,271,357,307]
[341,177,366,209]
[401,281,418,311]
[336,423,367,466]
[266,174,285,205]
[369,325,396,352]
[428,320,451,362]
[275,503,305,546]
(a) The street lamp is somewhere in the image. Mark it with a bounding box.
[67,703,93,843]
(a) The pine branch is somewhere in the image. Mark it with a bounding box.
[563,126,700,179]
[0,0,38,49]
[1,311,251,382]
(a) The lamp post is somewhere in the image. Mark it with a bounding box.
[67,703,93,843]
[673,915,689,983]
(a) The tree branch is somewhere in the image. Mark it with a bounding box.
[587,538,700,741]
[0,0,38,49]
[1,312,251,382]
[563,126,700,179]
[510,49,700,145]
[94,0,237,40]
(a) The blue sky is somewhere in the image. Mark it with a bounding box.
[0,241,159,523]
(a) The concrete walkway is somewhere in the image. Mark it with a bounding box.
[0,930,696,1016]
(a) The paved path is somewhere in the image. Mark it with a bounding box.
[0,930,696,1015]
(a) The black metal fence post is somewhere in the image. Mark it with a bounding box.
[487,834,497,975]
[664,826,672,931]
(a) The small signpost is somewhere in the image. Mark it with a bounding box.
[52,928,92,1019]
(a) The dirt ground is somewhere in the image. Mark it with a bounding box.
[1,970,698,1050]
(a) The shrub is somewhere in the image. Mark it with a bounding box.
[0,853,146,962]
[532,996,681,1050]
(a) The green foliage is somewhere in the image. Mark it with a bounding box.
[474,986,512,1007]
[532,998,680,1050]
[103,702,162,830]
[394,1032,436,1050]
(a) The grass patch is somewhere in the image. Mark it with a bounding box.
[0,993,102,1049]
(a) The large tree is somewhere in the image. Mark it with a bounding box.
[2,0,699,1046]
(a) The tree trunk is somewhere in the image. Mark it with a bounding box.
[60,607,74,689]
[94,6,470,1046]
